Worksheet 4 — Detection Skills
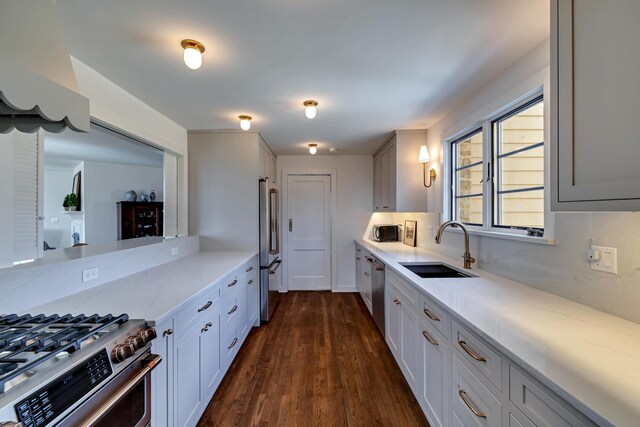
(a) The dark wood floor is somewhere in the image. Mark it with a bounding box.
[197,292,429,427]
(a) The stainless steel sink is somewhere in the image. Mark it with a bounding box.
[399,262,474,278]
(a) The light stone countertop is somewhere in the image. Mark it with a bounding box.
[356,239,640,427]
[24,251,257,325]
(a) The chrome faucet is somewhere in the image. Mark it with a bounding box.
[435,221,475,269]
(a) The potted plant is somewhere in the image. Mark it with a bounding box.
[68,193,78,212]
[63,194,69,211]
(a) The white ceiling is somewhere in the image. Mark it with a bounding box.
[44,124,164,169]
[56,0,549,155]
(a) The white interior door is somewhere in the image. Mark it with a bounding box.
[286,175,331,291]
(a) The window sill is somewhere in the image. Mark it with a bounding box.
[444,227,555,245]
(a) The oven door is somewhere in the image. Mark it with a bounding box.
[61,352,161,427]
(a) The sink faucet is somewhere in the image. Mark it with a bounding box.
[435,220,475,269]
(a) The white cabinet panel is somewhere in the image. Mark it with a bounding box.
[400,298,419,391]
[201,311,222,399]
[175,325,203,427]
[418,320,448,427]
[552,0,640,210]
[386,284,402,358]
[151,318,174,427]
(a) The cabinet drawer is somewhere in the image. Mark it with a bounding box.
[176,284,221,337]
[221,326,239,367]
[421,295,450,340]
[387,270,419,309]
[221,272,240,298]
[509,366,592,427]
[452,321,502,391]
[239,258,258,283]
[451,353,502,427]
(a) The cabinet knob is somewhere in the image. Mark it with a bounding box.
[163,328,173,337]
[393,298,401,305]
[248,279,253,285]
[201,322,213,333]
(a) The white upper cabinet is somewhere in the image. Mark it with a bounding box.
[259,137,277,185]
[373,130,427,212]
[551,0,640,210]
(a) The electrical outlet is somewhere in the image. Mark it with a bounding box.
[50,217,58,224]
[83,268,99,282]
[171,247,178,256]
[590,246,617,274]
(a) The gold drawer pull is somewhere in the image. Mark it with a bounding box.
[228,279,238,287]
[422,330,439,346]
[423,307,440,322]
[197,301,212,312]
[246,266,253,272]
[228,337,238,349]
[458,389,486,418]
[459,340,486,362]
[228,305,238,315]
[393,298,401,305]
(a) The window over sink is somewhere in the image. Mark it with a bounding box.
[447,90,545,237]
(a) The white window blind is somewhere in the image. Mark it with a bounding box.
[12,131,40,262]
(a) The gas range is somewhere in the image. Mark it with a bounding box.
[0,313,159,427]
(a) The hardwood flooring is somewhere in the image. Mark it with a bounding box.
[197,292,429,427]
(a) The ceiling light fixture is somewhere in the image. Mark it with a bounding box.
[303,100,318,119]
[239,115,252,131]
[181,39,205,70]
[419,145,436,188]
[308,143,318,155]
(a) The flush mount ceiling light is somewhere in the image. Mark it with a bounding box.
[303,100,318,119]
[239,115,252,130]
[419,145,436,188]
[308,143,318,155]
[181,39,205,70]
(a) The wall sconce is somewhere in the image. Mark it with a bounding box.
[239,115,252,130]
[419,145,436,188]
[181,39,205,70]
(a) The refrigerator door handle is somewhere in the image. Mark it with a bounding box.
[269,188,280,255]
[268,259,282,275]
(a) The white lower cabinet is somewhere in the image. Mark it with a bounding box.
[418,320,448,427]
[152,255,259,427]
[376,259,596,427]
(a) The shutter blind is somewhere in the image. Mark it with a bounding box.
[12,131,39,262]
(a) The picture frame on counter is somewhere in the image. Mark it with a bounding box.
[403,220,417,247]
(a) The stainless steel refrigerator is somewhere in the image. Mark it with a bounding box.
[259,178,281,322]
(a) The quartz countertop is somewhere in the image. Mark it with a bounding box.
[24,251,257,325]
[356,239,640,427]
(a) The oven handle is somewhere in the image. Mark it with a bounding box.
[79,354,162,427]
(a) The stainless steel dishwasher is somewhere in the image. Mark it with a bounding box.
[364,254,385,336]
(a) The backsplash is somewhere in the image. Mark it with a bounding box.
[366,211,640,324]
[0,236,199,314]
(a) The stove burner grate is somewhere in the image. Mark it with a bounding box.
[0,313,128,393]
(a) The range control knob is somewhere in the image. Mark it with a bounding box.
[125,335,146,350]
[138,327,157,343]
[111,343,135,363]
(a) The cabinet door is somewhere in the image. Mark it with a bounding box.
[270,153,277,185]
[399,299,419,391]
[151,318,174,427]
[386,285,402,359]
[418,321,448,427]
[386,141,397,210]
[373,155,382,210]
[258,144,266,179]
[201,313,222,399]
[552,0,640,210]
[355,247,363,293]
[246,270,259,329]
[380,147,390,209]
[174,326,203,427]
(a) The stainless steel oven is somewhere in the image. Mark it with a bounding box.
[64,352,161,427]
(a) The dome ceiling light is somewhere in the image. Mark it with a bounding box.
[303,100,318,119]
[181,39,205,70]
[308,143,318,155]
[239,115,252,130]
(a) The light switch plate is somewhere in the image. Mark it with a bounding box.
[171,247,178,256]
[590,246,617,274]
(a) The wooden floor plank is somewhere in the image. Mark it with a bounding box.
[197,292,429,427]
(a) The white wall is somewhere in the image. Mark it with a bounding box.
[423,39,640,324]
[278,155,373,292]
[83,161,163,245]
[43,168,76,249]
